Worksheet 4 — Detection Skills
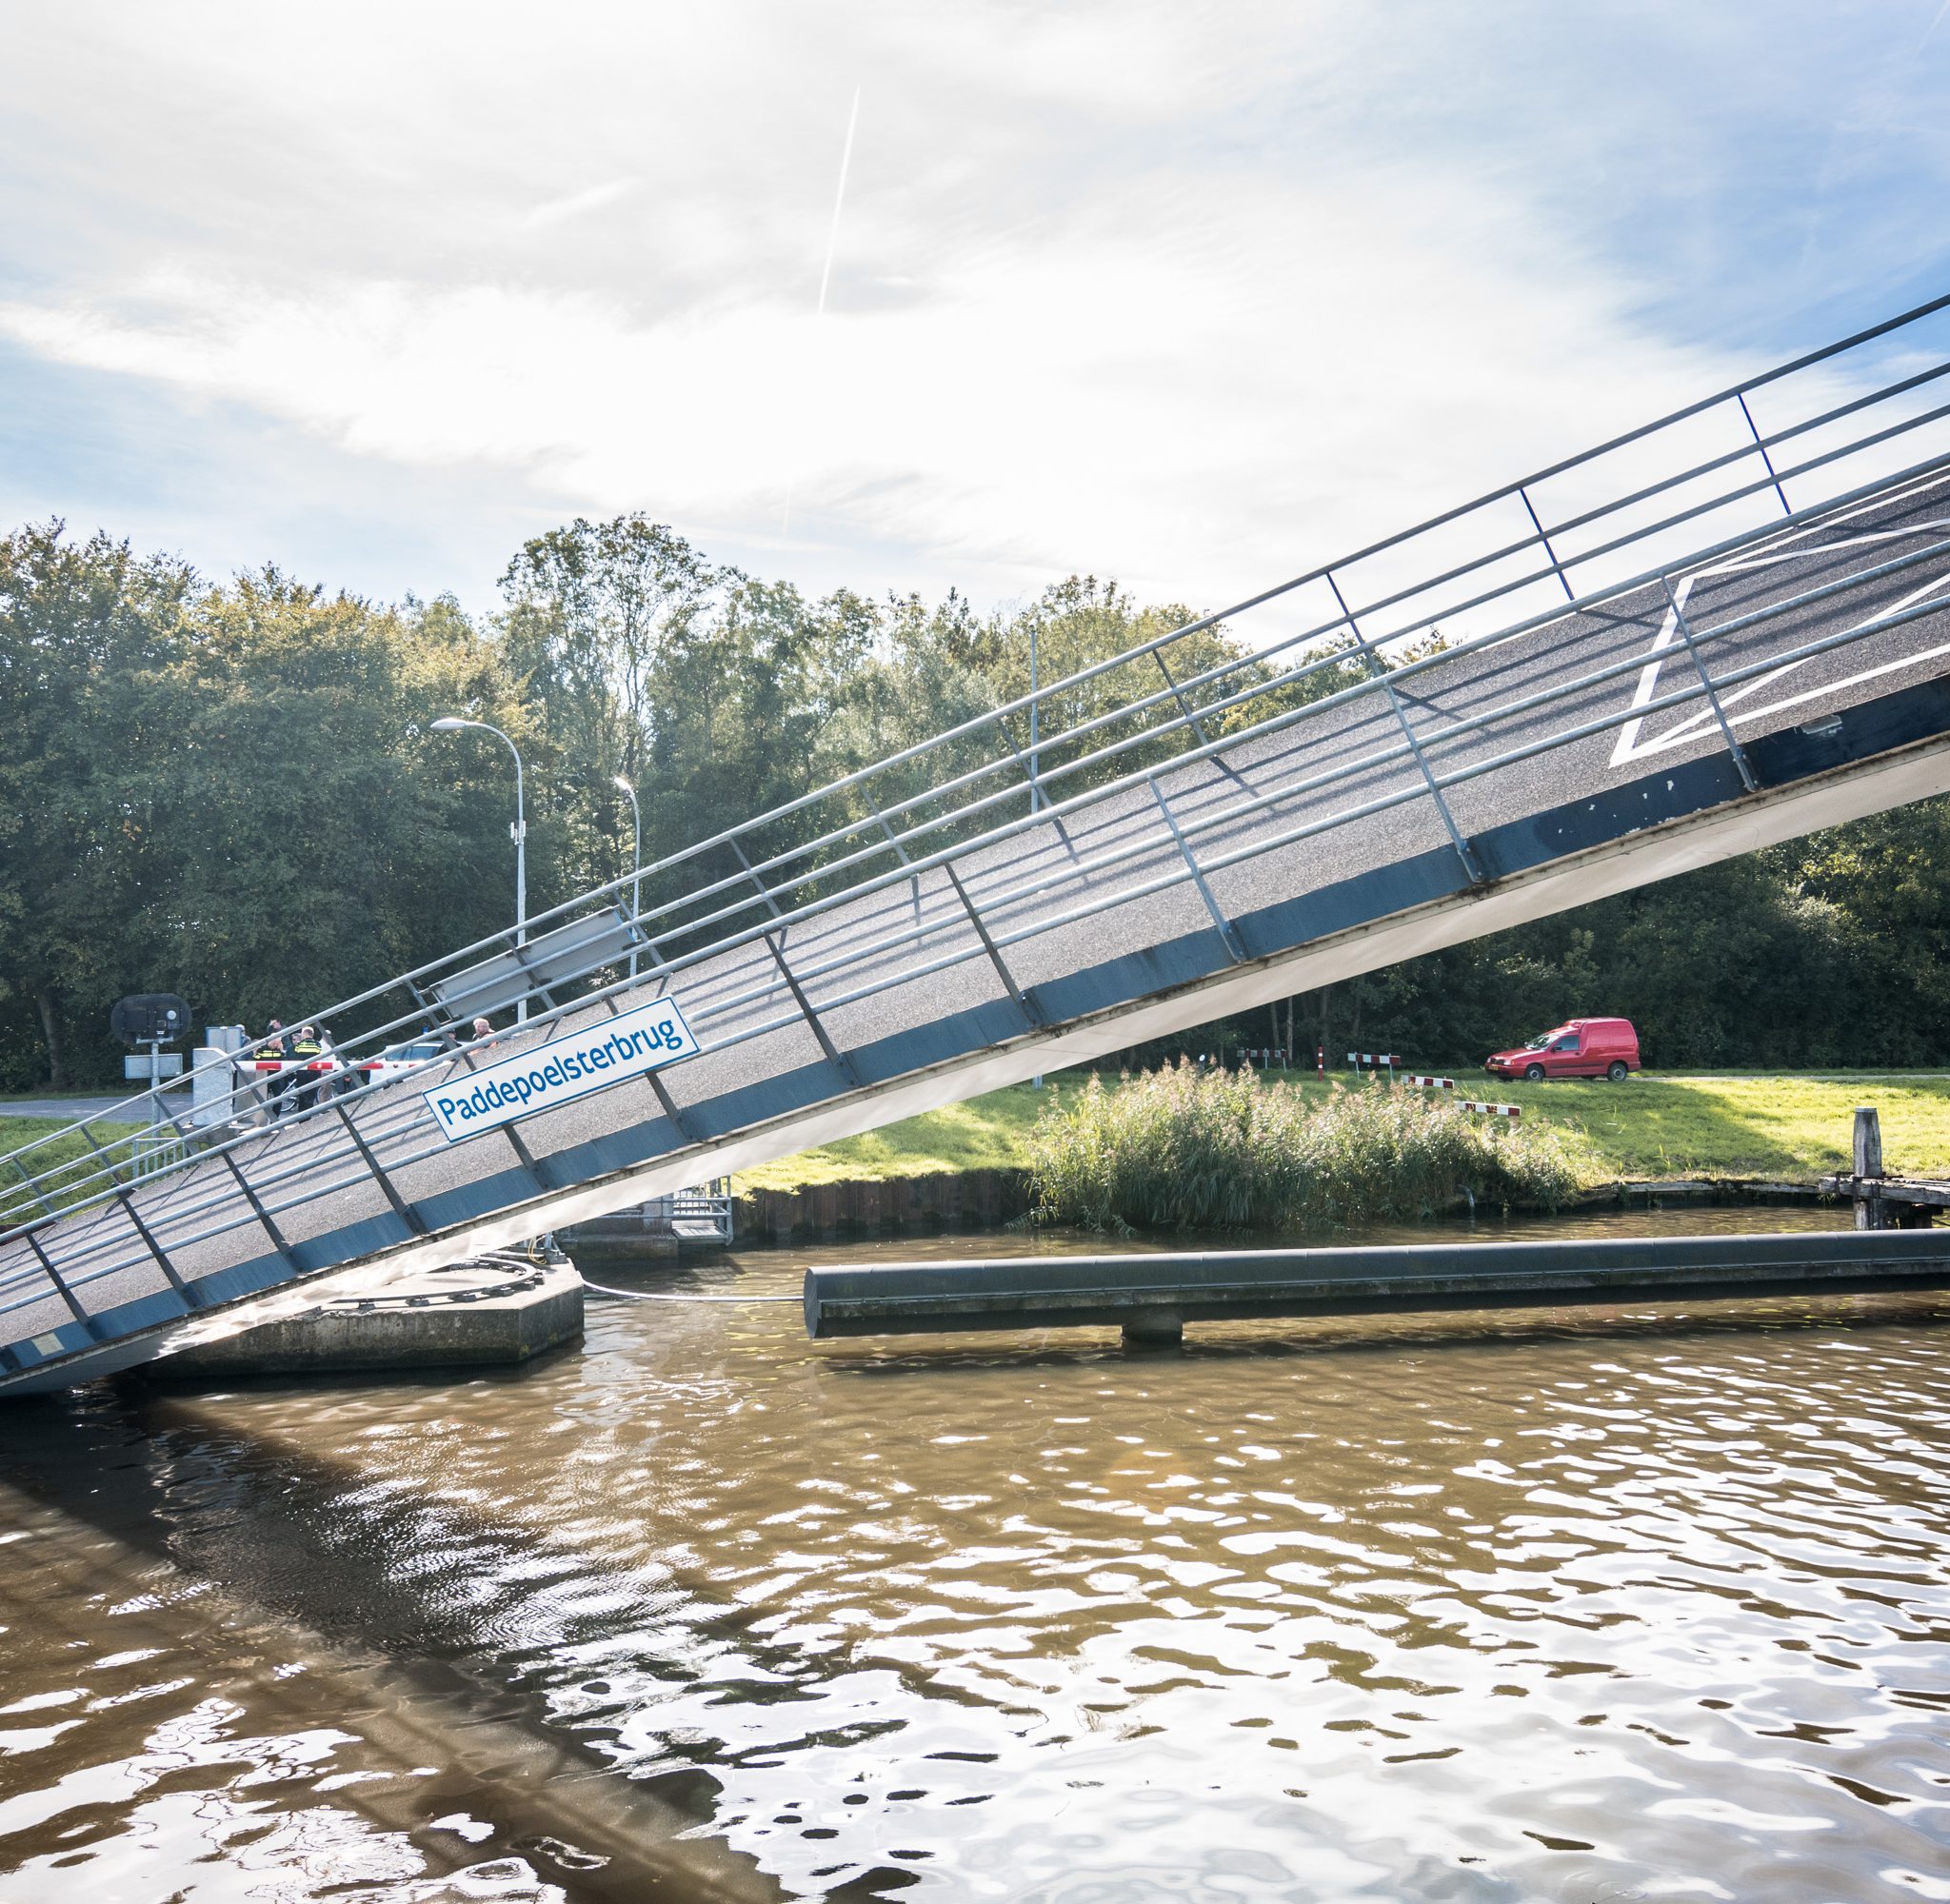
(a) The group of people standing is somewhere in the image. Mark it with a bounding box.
[261,1019,351,1118]
[254,1015,498,1122]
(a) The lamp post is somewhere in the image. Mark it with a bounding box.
[1028,625,1042,1087]
[614,774,641,981]
[1028,622,1041,814]
[431,717,528,1022]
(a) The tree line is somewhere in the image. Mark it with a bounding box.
[3,511,1946,1090]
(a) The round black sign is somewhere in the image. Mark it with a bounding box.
[110,994,192,1047]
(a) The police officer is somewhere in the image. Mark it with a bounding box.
[265,1019,298,1119]
[290,1023,325,1111]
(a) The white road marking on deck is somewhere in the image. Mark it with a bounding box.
[1610,518,1950,768]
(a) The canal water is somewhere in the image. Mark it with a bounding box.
[1,1205,1947,1902]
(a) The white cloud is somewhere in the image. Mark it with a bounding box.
[0,179,1732,615]
[522,178,644,230]
[1,0,1944,616]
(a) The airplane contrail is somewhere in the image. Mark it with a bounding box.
[784,87,863,537]
[818,87,862,320]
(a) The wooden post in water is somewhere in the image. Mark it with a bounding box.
[1853,1106,1885,1230]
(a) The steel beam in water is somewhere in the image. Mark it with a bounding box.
[803,1228,1950,1346]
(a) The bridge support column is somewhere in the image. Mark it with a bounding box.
[1122,1307,1184,1348]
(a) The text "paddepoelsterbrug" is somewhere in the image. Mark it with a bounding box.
[424,997,699,1142]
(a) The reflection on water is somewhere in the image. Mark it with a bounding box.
[2,1205,1948,1901]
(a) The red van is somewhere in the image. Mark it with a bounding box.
[1485,1018,1640,1083]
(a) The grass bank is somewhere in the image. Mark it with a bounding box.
[0,1115,145,1227]
[9,1071,1943,1227]
[729,1070,1950,1194]
[1482,1072,1950,1180]
[730,1089,1053,1191]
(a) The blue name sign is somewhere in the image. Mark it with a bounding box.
[425,997,698,1142]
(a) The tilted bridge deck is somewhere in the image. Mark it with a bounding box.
[9,294,1950,1393]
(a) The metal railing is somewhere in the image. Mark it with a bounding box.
[564,1181,735,1245]
[7,291,1950,1360]
[668,1182,735,1244]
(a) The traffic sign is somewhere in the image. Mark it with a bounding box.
[110,994,191,1047]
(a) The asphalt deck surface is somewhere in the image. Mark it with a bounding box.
[8,465,1950,1378]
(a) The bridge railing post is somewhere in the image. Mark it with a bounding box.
[1150,647,1214,749]
[862,782,925,937]
[1658,572,1759,792]
[728,835,788,922]
[1736,389,1794,517]
[332,1100,427,1237]
[75,1121,205,1312]
[985,707,1045,821]
[942,862,1045,1028]
[759,931,861,1089]
[1518,484,1578,604]
[1324,569,1484,884]
[22,1225,108,1341]
[5,1153,58,1223]
[1146,776,1246,962]
[154,1092,301,1274]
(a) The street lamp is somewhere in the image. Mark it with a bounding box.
[431,717,528,1021]
[1027,621,1041,814]
[613,774,641,981]
[1027,625,1043,1087]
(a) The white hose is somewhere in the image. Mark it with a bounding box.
[582,1279,797,1304]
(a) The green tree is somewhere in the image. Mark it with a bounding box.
[0,522,196,1085]
[500,515,722,776]
[0,534,533,1086]
[498,515,726,904]
[977,576,1240,801]
[142,573,531,1037]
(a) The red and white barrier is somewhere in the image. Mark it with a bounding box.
[251,1059,374,1074]
[1403,1074,1520,1119]
[1336,1059,1522,1119]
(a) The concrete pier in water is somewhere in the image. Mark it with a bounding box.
[804,1228,1950,1347]
[151,1254,584,1380]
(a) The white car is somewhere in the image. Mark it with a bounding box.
[359,1038,450,1084]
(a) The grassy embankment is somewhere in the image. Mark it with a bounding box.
[0,1115,145,1226]
[730,1071,1950,1194]
[6,1071,1948,1220]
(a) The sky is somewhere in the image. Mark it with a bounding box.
[3,0,1949,625]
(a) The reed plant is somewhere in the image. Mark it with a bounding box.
[1024,1061,1582,1231]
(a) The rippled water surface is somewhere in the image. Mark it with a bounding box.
[2,1206,1948,1902]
